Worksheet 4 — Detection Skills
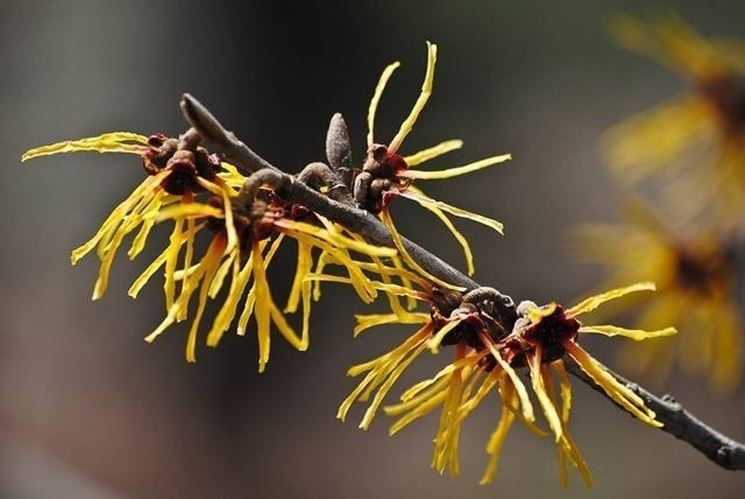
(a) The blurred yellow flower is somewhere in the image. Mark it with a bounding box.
[604,14,745,221]
[573,203,742,391]
[339,281,673,487]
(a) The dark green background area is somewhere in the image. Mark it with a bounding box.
[1,1,743,497]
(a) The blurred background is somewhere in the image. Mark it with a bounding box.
[2,1,744,497]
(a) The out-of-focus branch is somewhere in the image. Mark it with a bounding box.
[180,93,745,473]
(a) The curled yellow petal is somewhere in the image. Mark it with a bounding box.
[91,217,130,300]
[129,251,169,299]
[90,180,165,299]
[359,253,413,319]
[205,250,258,347]
[144,236,216,345]
[389,41,437,153]
[387,386,448,436]
[367,61,401,147]
[289,234,377,304]
[542,363,592,488]
[276,218,396,258]
[479,377,516,485]
[163,218,185,311]
[236,237,281,338]
[285,241,313,314]
[218,180,239,253]
[353,312,430,337]
[404,139,463,166]
[428,320,462,354]
[269,301,305,351]
[311,250,331,301]
[458,365,499,417]
[579,325,677,341]
[379,208,464,291]
[529,347,563,442]
[338,324,432,423]
[70,174,163,265]
[127,222,205,299]
[400,153,511,180]
[152,203,224,221]
[358,340,429,430]
[298,279,312,351]
[479,331,535,422]
[251,240,273,372]
[567,282,656,317]
[554,360,572,423]
[431,345,466,475]
[401,189,504,235]
[208,250,237,299]
[179,216,197,318]
[185,236,227,362]
[403,186,474,275]
[127,193,166,259]
[22,132,149,162]
[565,341,661,427]
[352,259,430,290]
[396,365,457,405]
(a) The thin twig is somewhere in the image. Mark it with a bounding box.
[181,93,745,472]
[181,93,277,174]
[566,360,745,470]
[237,166,478,290]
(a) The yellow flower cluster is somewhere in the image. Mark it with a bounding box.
[22,42,680,488]
[340,282,673,487]
[23,132,405,370]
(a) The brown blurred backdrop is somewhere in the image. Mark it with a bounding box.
[1,1,744,497]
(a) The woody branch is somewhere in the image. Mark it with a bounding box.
[180,93,745,472]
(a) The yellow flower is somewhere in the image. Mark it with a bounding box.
[572,203,742,391]
[604,14,745,220]
[142,207,397,370]
[22,132,399,370]
[359,42,510,282]
[339,282,675,487]
[22,132,233,300]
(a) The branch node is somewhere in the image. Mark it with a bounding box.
[717,445,734,464]
[661,393,683,411]
[297,161,354,205]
